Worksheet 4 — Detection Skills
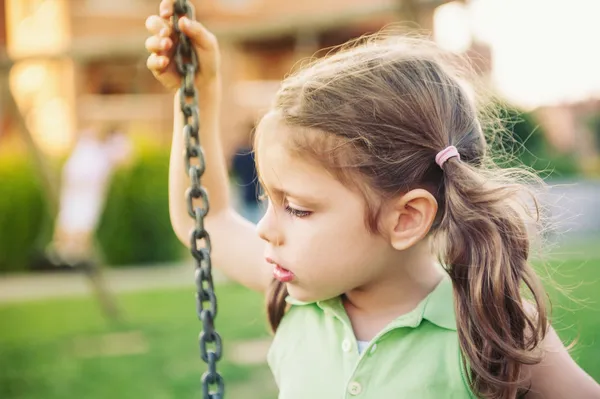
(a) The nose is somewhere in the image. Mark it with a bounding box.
[256,202,284,246]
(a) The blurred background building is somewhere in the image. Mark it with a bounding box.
[2,0,599,165]
[1,0,477,159]
[2,0,599,162]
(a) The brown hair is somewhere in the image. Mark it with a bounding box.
[257,33,548,399]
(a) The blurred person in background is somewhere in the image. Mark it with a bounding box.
[231,122,263,223]
[50,125,133,265]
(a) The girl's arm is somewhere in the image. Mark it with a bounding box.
[525,327,600,398]
[169,87,271,293]
[146,2,271,293]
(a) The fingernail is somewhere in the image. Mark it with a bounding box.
[181,17,190,28]
[160,28,168,37]
[161,39,169,48]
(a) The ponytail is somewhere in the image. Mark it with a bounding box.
[439,159,548,399]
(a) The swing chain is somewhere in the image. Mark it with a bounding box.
[173,1,224,398]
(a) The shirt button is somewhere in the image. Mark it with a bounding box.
[348,381,362,395]
[341,339,352,352]
[369,343,377,355]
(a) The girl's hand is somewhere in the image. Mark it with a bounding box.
[145,0,220,92]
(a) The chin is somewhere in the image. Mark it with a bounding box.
[285,284,314,302]
[286,284,337,304]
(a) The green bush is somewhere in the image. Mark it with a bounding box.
[0,155,52,273]
[95,147,184,266]
[586,112,600,153]
[488,104,579,177]
[0,147,184,273]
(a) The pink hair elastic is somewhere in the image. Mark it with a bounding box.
[435,146,460,168]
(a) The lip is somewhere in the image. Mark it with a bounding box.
[265,257,284,267]
[266,257,295,283]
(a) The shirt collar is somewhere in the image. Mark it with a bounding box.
[285,275,456,331]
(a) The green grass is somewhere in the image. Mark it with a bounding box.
[0,284,278,399]
[539,260,600,377]
[0,240,599,398]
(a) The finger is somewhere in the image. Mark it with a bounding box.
[145,35,172,54]
[159,0,175,19]
[178,17,218,51]
[146,53,170,74]
[159,27,171,38]
[145,15,169,36]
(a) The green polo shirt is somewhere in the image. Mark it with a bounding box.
[267,276,475,398]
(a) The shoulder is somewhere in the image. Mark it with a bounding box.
[523,324,600,398]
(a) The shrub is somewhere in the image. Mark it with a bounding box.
[488,104,579,177]
[0,146,184,273]
[96,146,185,266]
[0,155,52,273]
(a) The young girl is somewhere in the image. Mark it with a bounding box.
[145,2,600,398]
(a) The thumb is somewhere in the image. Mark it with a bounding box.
[178,17,218,52]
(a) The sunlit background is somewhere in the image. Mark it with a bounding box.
[0,1,599,398]
[437,0,600,106]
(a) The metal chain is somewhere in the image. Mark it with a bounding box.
[172,1,224,397]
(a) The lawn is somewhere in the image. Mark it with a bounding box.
[0,284,278,399]
[0,238,599,399]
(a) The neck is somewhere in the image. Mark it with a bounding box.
[343,242,444,320]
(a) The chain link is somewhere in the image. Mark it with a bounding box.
[172,1,224,397]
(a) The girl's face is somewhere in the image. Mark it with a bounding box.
[255,114,395,303]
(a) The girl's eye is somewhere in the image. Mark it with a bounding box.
[284,204,312,218]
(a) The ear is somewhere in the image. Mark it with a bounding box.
[383,189,438,251]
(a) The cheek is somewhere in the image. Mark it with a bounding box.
[290,212,378,269]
